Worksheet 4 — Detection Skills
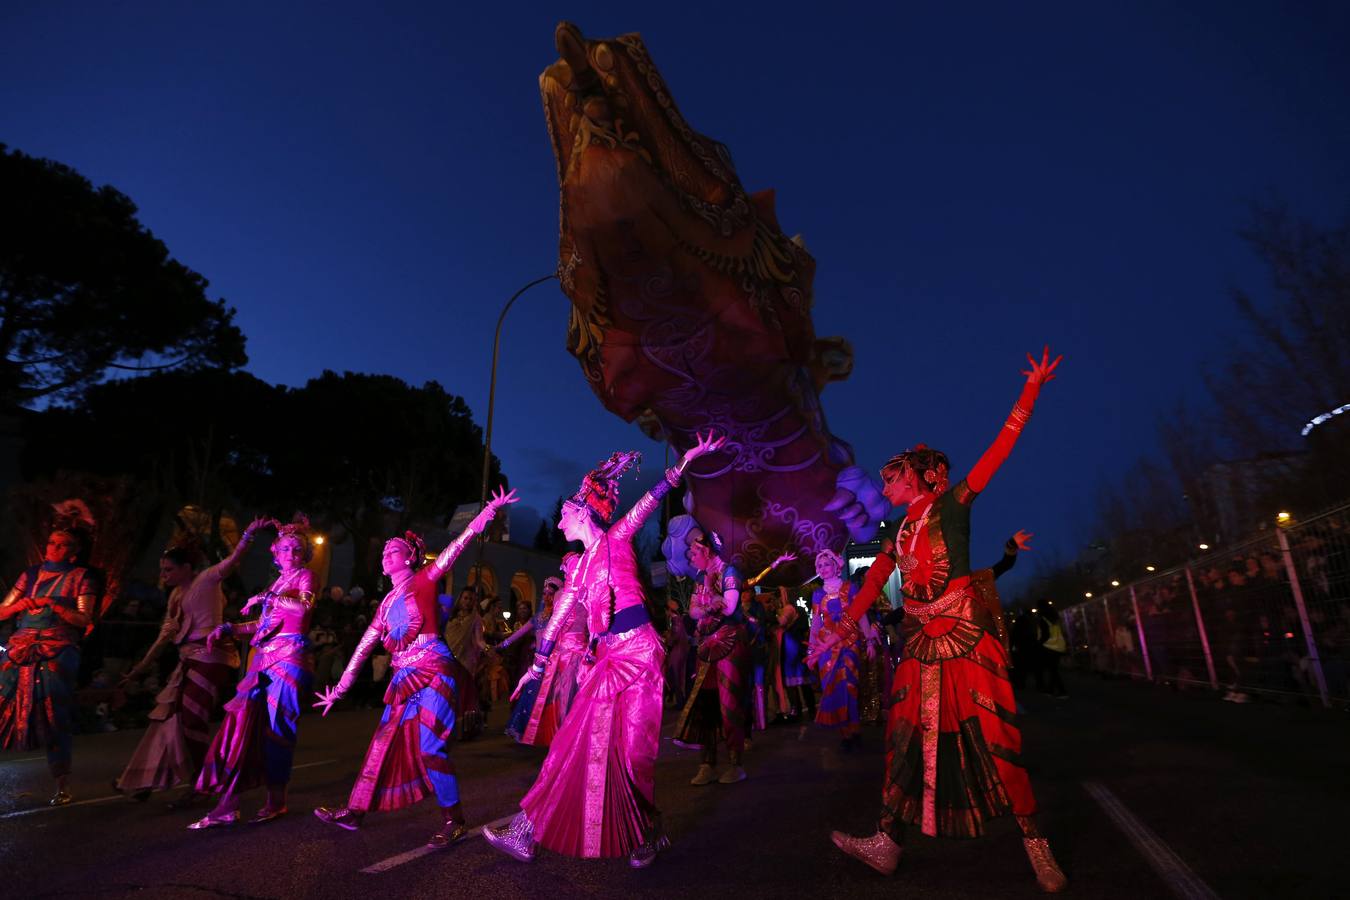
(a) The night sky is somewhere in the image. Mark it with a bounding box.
[4,2,1348,597]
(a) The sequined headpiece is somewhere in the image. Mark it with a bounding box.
[881,444,950,496]
[271,514,314,562]
[568,450,641,525]
[386,530,427,568]
[543,576,563,593]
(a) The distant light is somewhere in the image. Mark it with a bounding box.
[314,535,326,546]
[1110,580,1120,587]
[796,599,808,609]
[1301,401,1350,437]
[1146,565,1156,572]
[1031,608,1038,613]
[1198,543,1210,551]
[1084,592,1093,599]
[1047,600,1054,606]
[1283,631,1295,639]
[1276,511,1292,525]
[503,611,512,620]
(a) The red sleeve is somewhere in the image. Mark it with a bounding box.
[846,553,896,623]
[966,379,1040,495]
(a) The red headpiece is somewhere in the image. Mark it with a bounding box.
[569,450,641,524]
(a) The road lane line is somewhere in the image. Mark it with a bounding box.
[1083,781,1221,900]
[0,759,336,820]
[359,813,515,874]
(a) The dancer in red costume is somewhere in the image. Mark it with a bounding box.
[0,504,101,806]
[828,347,1068,893]
[312,487,516,848]
[485,433,724,868]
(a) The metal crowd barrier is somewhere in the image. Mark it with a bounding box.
[1062,502,1350,708]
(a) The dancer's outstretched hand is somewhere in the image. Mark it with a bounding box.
[313,685,343,717]
[487,486,520,512]
[682,430,726,465]
[772,551,798,569]
[1021,345,1062,387]
[1010,529,1034,552]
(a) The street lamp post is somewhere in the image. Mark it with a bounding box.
[473,273,559,580]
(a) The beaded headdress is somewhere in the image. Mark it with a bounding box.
[271,514,314,562]
[568,450,642,525]
[49,499,96,559]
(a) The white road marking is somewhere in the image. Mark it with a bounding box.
[359,813,515,874]
[1083,781,1221,900]
[0,759,337,820]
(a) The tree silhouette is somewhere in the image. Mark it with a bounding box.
[0,144,246,408]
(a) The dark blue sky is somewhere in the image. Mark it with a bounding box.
[4,2,1348,596]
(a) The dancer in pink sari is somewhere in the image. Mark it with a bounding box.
[484,432,724,868]
[187,517,317,828]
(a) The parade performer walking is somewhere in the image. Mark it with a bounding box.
[0,503,101,806]
[502,574,559,741]
[484,433,724,868]
[512,554,587,748]
[313,487,517,848]
[186,517,317,828]
[116,523,267,802]
[670,521,749,785]
[828,347,1067,892]
[806,548,877,751]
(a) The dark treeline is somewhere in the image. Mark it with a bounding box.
[1,144,502,589]
[1018,206,1350,607]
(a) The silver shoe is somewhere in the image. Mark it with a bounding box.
[483,811,536,862]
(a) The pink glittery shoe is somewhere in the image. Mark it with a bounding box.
[830,830,901,876]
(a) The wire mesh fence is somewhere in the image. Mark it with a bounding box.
[1062,502,1350,707]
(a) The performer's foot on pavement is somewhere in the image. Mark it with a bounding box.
[690,764,717,785]
[427,821,468,849]
[482,812,536,862]
[629,832,671,868]
[186,810,240,830]
[1024,837,1069,892]
[48,790,72,807]
[830,830,901,876]
[249,806,286,824]
[717,765,747,784]
[314,806,363,831]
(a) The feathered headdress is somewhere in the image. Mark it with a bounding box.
[569,450,642,524]
[51,499,96,535]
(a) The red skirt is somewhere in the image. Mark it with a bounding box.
[881,592,1037,839]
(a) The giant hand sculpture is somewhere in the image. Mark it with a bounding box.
[539,22,886,582]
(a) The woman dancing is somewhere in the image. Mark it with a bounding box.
[116,521,264,802]
[187,517,317,828]
[484,433,724,868]
[313,487,517,848]
[828,347,1067,892]
[0,504,101,806]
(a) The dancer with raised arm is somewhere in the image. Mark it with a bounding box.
[116,521,265,803]
[502,574,559,741]
[186,517,317,828]
[828,348,1067,892]
[0,503,101,806]
[313,487,517,848]
[485,433,724,868]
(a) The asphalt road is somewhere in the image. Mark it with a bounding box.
[1,672,1344,899]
